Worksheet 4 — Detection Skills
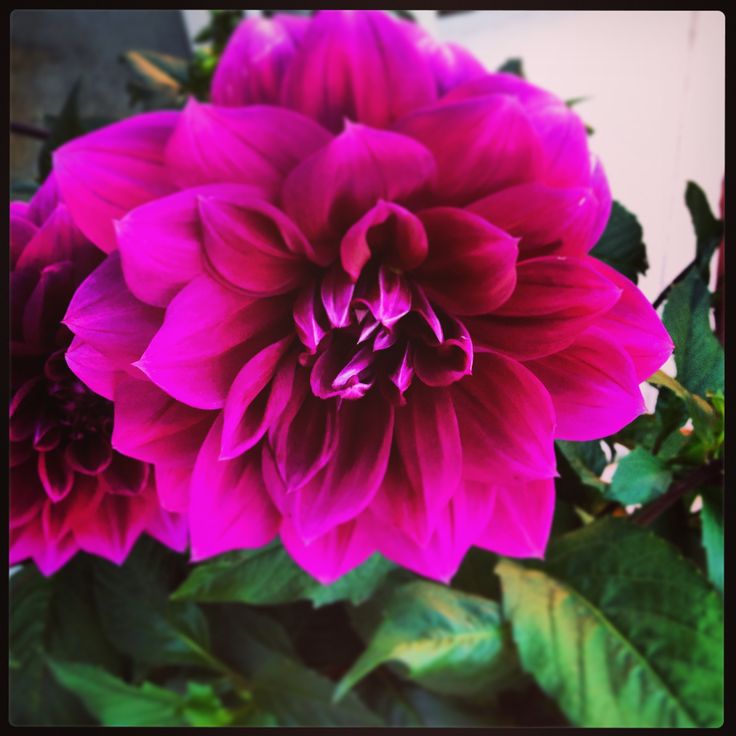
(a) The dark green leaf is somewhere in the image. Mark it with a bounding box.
[590,201,648,283]
[556,440,607,493]
[9,558,122,725]
[208,606,382,726]
[700,485,723,594]
[685,181,723,279]
[497,57,525,77]
[606,447,673,505]
[38,82,85,180]
[497,517,723,727]
[172,541,393,608]
[181,682,232,726]
[662,269,723,396]
[337,581,518,700]
[93,538,212,669]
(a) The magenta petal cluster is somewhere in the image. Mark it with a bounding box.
[10,176,187,575]
[53,10,673,583]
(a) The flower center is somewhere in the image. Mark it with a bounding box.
[295,261,473,405]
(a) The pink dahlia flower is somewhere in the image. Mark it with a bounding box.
[53,10,673,583]
[9,176,187,575]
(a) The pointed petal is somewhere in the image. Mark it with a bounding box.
[153,464,192,514]
[38,447,75,502]
[475,478,555,558]
[165,98,330,194]
[466,255,623,360]
[65,337,118,400]
[189,416,280,560]
[415,208,518,316]
[63,252,163,366]
[282,122,436,250]
[53,112,179,252]
[280,517,376,584]
[395,95,544,205]
[451,351,557,484]
[281,9,436,131]
[138,275,291,409]
[588,259,673,381]
[320,263,355,327]
[293,280,330,352]
[525,326,646,441]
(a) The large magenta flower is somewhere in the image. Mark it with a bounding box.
[9,176,186,575]
[53,10,672,582]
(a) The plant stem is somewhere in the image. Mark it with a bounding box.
[10,121,50,140]
[632,459,722,527]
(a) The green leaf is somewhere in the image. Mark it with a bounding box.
[208,606,383,726]
[497,57,525,77]
[172,541,393,608]
[590,201,648,283]
[49,661,195,726]
[181,682,232,727]
[93,538,212,669]
[38,82,85,180]
[700,485,723,594]
[685,181,723,279]
[606,447,673,505]
[336,581,518,700]
[9,558,122,725]
[662,269,724,396]
[497,517,723,727]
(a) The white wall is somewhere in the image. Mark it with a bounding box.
[436,10,725,302]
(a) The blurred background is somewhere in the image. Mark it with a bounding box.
[10,9,724,304]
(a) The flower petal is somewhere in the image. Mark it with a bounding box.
[451,351,557,483]
[466,255,622,360]
[280,516,376,584]
[395,95,544,204]
[199,195,311,294]
[138,275,291,409]
[212,15,306,107]
[340,201,428,281]
[285,394,394,542]
[53,112,179,252]
[281,9,436,131]
[415,208,518,316]
[111,375,214,469]
[189,416,280,560]
[525,326,646,441]
[588,260,673,381]
[475,478,555,558]
[165,98,330,194]
[282,122,436,250]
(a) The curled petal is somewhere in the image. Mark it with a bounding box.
[451,351,557,484]
[415,208,518,316]
[282,122,436,250]
[220,337,296,460]
[466,255,622,360]
[413,313,473,386]
[525,326,647,441]
[340,201,428,281]
[293,281,330,353]
[281,9,436,131]
[199,196,311,294]
[165,99,330,194]
[476,478,555,558]
[189,416,280,560]
[53,112,179,252]
[320,264,355,328]
[38,447,75,502]
[212,15,306,107]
